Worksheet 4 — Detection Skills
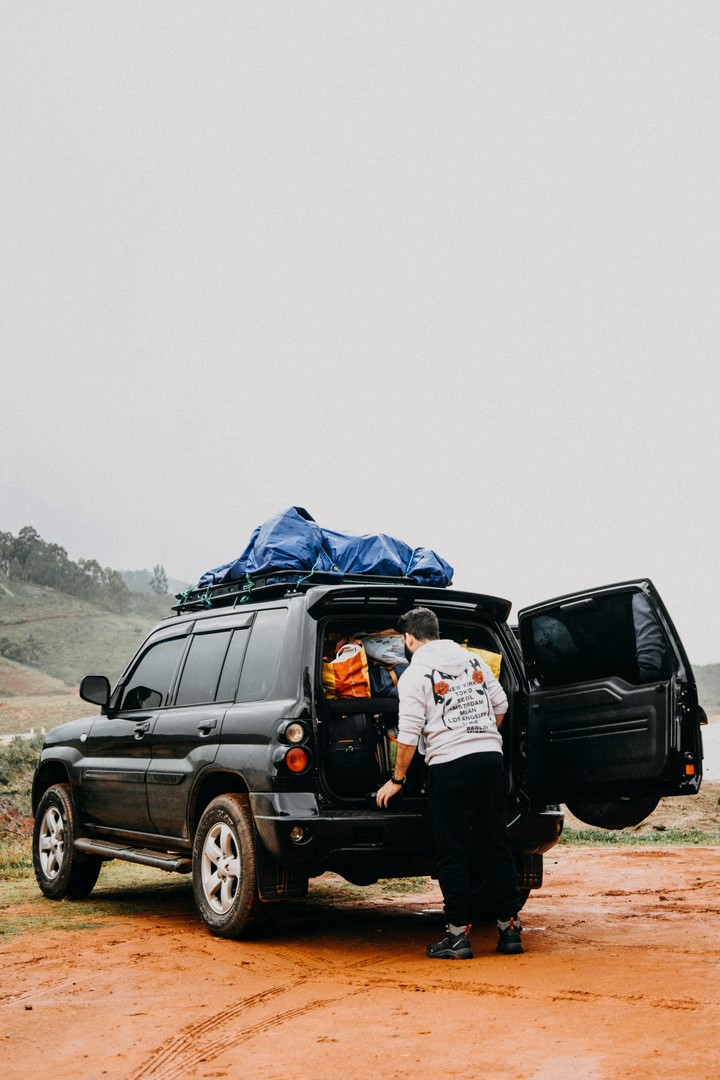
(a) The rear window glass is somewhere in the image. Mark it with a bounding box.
[523,591,672,688]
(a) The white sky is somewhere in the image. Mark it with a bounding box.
[1,3,718,663]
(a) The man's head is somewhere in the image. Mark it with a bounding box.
[398,607,440,656]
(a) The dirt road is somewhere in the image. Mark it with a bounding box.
[2,844,719,1080]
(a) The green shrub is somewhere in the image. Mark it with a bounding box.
[0,736,41,814]
[0,834,32,878]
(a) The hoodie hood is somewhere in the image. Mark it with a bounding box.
[411,639,472,676]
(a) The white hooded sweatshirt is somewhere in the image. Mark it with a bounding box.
[397,639,507,766]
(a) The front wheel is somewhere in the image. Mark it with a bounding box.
[33,784,102,900]
[192,793,266,938]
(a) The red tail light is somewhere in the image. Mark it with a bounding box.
[285,747,310,773]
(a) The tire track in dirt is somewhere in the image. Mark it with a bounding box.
[363,975,710,1012]
[131,956,713,1080]
[0,976,78,1005]
[132,982,367,1080]
[132,984,290,1078]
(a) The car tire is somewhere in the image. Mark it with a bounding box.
[32,784,102,900]
[565,795,660,830]
[192,793,266,939]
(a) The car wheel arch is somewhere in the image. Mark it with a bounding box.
[32,760,72,815]
[190,769,251,835]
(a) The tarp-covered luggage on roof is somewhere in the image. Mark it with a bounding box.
[197,506,453,589]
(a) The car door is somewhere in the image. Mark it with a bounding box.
[146,613,253,837]
[517,579,703,809]
[77,626,191,833]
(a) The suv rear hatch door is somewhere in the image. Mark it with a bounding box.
[517,579,703,806]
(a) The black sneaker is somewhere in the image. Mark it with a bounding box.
[426,928,473,960]
[496,916,523,955]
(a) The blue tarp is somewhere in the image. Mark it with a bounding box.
[197,507,453,589]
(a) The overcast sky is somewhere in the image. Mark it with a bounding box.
[1,3,718,663]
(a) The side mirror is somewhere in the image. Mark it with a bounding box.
[80,675,111,711]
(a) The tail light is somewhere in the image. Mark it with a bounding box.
[285,746,310,773]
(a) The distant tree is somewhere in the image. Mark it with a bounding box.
[8,526,43,580]
[149,564,168,596]
[25,540,75,591]
[0,634,44,666]
[0,531,13,577]
[102,568,131,614]
[14,525,42,561]
[0,526,130,613]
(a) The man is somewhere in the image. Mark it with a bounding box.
[376,607,523,960]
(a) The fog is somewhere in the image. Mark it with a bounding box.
[1,3,718,662]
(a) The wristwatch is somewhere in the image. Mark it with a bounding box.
[389,774,406,786]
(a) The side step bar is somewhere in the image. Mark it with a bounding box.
[75,838,192,874]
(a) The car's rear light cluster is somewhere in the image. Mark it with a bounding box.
[274,720,312,775]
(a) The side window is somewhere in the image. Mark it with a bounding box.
[526,591,672,689]
[237,608,287,702]
[175,630,233,707]
[120,637,186,710]
[216,628,250,701]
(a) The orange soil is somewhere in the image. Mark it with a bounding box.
[1,845,719,1080]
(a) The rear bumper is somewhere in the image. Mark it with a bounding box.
[249,792,564,876]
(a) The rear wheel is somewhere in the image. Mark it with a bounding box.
[192,793,266,938]
[33,784,102,900]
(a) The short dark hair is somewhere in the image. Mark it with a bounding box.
[398,607,439,641]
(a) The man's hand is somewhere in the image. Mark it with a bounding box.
[375,743,417,807]
[376,778,403,808]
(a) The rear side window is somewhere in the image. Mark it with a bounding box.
[238,608,287,701]
[523,591,672,688]
[216,628,250,701]
[120,637,187,710]
[175,630,233,707]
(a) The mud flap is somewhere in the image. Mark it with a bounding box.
[515,853,543,890]
[253,826,309,901]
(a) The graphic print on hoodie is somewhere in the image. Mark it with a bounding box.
[397,639,507,766]
[425,656,495,732]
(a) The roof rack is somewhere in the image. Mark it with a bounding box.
[172,570,428,613]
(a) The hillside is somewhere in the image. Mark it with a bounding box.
[0,581,173,689]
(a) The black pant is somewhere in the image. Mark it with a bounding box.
[428,751,521,927]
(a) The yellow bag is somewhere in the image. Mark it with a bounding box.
[463,645,502,679]
[322,639,371,699]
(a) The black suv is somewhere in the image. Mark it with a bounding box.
[32,575,704,938]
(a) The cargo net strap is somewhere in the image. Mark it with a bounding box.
[294,545,338,587]
[237,573,255,604]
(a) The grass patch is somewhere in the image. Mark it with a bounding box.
[561,826,720,845]
[0,833,32,878]
[0,856,195,939]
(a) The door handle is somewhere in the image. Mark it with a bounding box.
[197,718,217,736]
[133,721,151,740]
